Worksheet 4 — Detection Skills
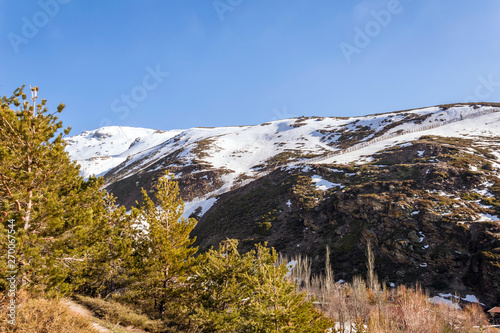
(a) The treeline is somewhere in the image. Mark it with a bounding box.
[0,87,331,331]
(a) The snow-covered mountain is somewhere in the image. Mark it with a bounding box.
[65,126,182,178]
[65,103,500,305]
[65,103,500,218]
[66,104,500,188]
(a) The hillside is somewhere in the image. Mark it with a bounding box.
[66,103,500,307]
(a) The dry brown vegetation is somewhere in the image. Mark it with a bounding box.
[284,246,495,333]
[0,291,101,333]
[75,295,164,332]
[0,269,495,333]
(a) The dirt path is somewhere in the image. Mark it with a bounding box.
[61,298,111,333]
[62,298,148,333]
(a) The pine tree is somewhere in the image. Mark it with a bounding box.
[188,239,333,332]
[0,86,106,294]
[245,243,332,332]
[129,171,198,319]
[74,193,135,297]
[188,239,255,332]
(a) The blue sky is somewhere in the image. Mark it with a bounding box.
[1,0,500,135]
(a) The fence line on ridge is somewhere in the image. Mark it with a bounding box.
[192,106,498,201]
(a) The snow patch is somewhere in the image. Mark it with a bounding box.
[285,260,297,278]
[399,142,413,148]
[311,175,344,191]
[477,213,499,222]
[182,197,218,219]
[430,296,461,309]
[461,295,479,303]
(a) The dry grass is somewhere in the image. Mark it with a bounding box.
[2,255,494,333]
[74,295,164,332]
[0,291,101,333]
[285,251,494,333]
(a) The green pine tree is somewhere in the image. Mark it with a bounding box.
[74,193,135,297]
[188,239,333,332]
[188,239,255,332]
[245,244,332,332]
[129,171,198,319]
[0,86,106,294]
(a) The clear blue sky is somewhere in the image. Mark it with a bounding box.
[1,0,500,135]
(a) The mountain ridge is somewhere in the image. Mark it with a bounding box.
[66,103,500,183]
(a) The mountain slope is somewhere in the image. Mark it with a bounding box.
[192,135,500,303]
[66,104,500,203]
[66,103,500,306]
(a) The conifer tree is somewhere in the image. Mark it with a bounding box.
[246,244,332,332]
[188,239,255,331]
[74,193,135,297]
[188,239,333,332]
[0,86,106,294]
[130,171,198,318]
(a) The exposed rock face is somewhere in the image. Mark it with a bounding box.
[106,166,231,208]
[190,136,500,306]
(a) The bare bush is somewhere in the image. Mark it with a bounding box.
[282,247,494,333]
